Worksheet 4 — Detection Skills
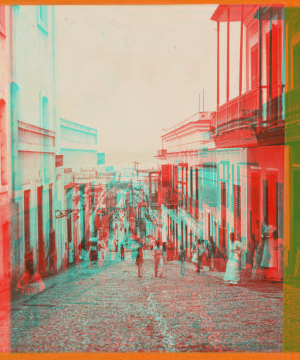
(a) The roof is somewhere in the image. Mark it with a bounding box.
[211,5,258,22]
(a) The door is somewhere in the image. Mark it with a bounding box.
[251,173,260,243]
[37,186,46,275]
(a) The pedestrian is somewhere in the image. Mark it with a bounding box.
[16,259,45,327]
[201,239,209,273]
[178,245,185,275]
[136,247,143,278]
[249,233,257,269]
[89,242,98,266]
[99,238,105,268]
[115,239,119,253]
[162,243,167,261]
[266,230,280,282]
[224,233,243,285]
[251,241,263,281]
[208,236,216,271]
[192,239,202,274]
[153,242,163,278]
[120,244,125,261]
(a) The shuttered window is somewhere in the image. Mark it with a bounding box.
[49,184,53,230]
[234,184,241,239]
[161,164,170,188]
[263,180,269,225]
[221,182,226,207]
[24,190,31,252]
[276,182,283,238]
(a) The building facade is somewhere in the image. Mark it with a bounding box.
[9,5,59,284]
[156,5,285,280]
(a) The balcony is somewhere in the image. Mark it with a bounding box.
[150,192,158,208]
[285,86,300,142]
[155,149,167,159]
[200,184,218,208]
[215,88,284,132]
[216,88,259,129]
[160,187,178,210]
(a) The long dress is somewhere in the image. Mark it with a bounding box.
[157,247,164,277]
[224,241,242,284]
[251,245,263,281]
[266,239,280,280]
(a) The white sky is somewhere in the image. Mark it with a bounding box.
[56,5,219,167]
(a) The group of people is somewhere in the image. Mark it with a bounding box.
[135,242,167,278]
[134,238,218,279]
[178,237,216,276]
[222,227,283,285]
[250,229,283,282]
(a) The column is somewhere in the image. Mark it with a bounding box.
[269,8,273,120]
[259,7,263,125]
[227,6,230,103]
[239,6,244,96]
[217,21,220,107]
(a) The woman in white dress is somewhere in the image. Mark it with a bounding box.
[224,234,243,285]
[266,230,280,281]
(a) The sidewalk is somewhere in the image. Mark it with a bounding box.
[168,259,283,297]
[9,253,122,314]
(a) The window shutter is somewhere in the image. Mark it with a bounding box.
[276,182,283,238]
[263,180,269,225]
[234,184,241,239]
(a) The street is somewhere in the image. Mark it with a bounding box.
[9,252,282,353]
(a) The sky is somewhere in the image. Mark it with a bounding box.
[56,5,219,167]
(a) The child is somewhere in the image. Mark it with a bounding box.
[179,245,185,275]
[136,247,143,278]
[16,260,45,327]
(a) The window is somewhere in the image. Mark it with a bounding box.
[251,44,259,90]
[234,184,241,239]
[37,6,48,34]
[276,182,283,238]
[263,179,269,225]
[49,184,53,230]
[0,100,7,186]
[221,182,226,207]
[0,6,5,36]
[24,190,31,252]
[42,96,49,130]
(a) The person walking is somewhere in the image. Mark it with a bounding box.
[266,230,280,281]
[115,239,119,253]
[249,234,257,269]
[120,244,125,261]
[192,239,203,274]
[153,242,163,278]
[201,240,209,274]
[99,238,106,268]
[178,245,186,275]
[208,236,216,271]
[136,247,143,278]
[251,241,263,281]
[16,259,45,327]
[224,233,243,285]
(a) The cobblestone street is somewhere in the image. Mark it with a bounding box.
[9,252,283,353]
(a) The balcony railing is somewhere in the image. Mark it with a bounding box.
[286,86,300,124]
[216,87,284,131]
[160,188,178,209]
[156,149,167,158]
[200,185,218,208]
[217,88,259,128]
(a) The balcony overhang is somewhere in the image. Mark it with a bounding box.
[211,5,258,23]
[253,6,284,21]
